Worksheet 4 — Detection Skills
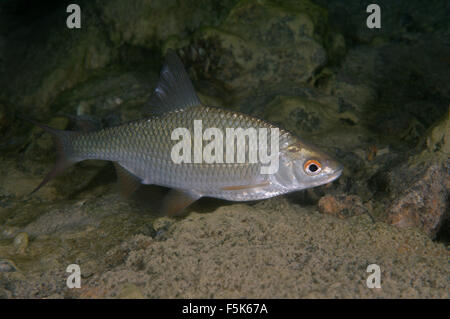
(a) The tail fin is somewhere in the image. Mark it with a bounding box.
[18,115,79,195]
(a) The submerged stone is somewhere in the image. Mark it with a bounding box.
[0,259,17,272]
[387,163,449,239]
[318,194,369,219]
[13,232,29,254]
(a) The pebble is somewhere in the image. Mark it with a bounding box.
[387,164,448,238]
[0,259,17,272]
[13,232,29,254]
[0,226,19,239]
[318,194,368,219]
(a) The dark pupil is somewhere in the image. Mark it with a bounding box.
[309,164,318,172]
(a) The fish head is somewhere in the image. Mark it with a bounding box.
[276,137,343,190]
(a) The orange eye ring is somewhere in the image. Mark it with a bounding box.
[304,160,322,175]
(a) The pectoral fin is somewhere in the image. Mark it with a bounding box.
[161,189,201,216]
[113,163,142,198]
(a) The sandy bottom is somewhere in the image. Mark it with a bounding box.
[1,193,447,299]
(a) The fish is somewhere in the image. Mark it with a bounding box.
[22,50,343,215]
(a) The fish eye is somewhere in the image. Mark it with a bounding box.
[304,160,322,175]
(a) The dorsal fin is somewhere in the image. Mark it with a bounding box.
[143,50,202,116]
[63,114,102,132]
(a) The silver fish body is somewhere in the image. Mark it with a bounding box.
[67,105,341,201]
[26,50,343,215]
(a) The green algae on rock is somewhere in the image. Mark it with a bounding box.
[173,0,329,98]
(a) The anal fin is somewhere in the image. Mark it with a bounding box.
[161,189,201,216]
[113,163,142,198]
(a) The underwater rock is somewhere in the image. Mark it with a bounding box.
[52,71,155,121]
[0,3,114,113]
[326,32,346,65]
[386,163,449,239]
[318,194,368,219]
[97,0,235,47]
[385,111,449,238]
[13,232,29,254]
[261,96,334,135]
[13,232,28,254]
[426,109,450,155]
[174,0,329,96]
[316,0,449,44]
[0,259,17,272]
[0,226,20,239]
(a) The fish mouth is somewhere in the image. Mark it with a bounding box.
[326,165,343,184]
